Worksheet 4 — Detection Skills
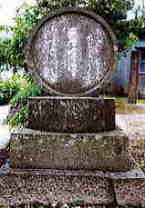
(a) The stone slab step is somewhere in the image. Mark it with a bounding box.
[10,128,134,171]
[0,168,145,207]
[25,97,115,133]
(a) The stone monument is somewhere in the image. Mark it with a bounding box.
[0,9,136,207]
[25,9,116,96]
[24,9,116,133]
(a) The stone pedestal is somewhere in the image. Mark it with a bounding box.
[10,128,132,172]
[25,97,115,133]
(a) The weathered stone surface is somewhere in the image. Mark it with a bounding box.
[110,168,145,179]
[0,149,9,167]
[114,179,145,207]
[0,170,114,206]
[25,9,116,96]
[25,97,115,133]
[10,129,132,171]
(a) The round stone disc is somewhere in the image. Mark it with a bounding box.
[25,9,116,96]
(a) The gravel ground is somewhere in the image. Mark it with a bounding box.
[116,113,145,167]
[116,114,145,140]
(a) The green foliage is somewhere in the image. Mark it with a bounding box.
[125,32,138,48]
[0,37,12,71]
[0,0,135,71]
[31,203,49,208]
[10,75,41,104]
[0,3,43,71]
[0,74,21,104]
[125,4,145,42]
[129,16,145,39]
[36,0,134,46]
[68,200,85,207]
[6,104,29,128]
[4,73,42,127]
[37,0,134,18]
[0,72,41,108]
[10,4,43,69]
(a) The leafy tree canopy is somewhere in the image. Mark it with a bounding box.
[0,3,42,71]
[37,0,134,22]
[129,5,145,39]
[0,0,137,71]
[35,0,135,47]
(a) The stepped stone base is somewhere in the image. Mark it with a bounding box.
[10,129,133,171]
[25,97,115,133]
[0,169,145,207]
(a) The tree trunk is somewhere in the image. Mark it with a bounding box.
[128,50,140,104]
